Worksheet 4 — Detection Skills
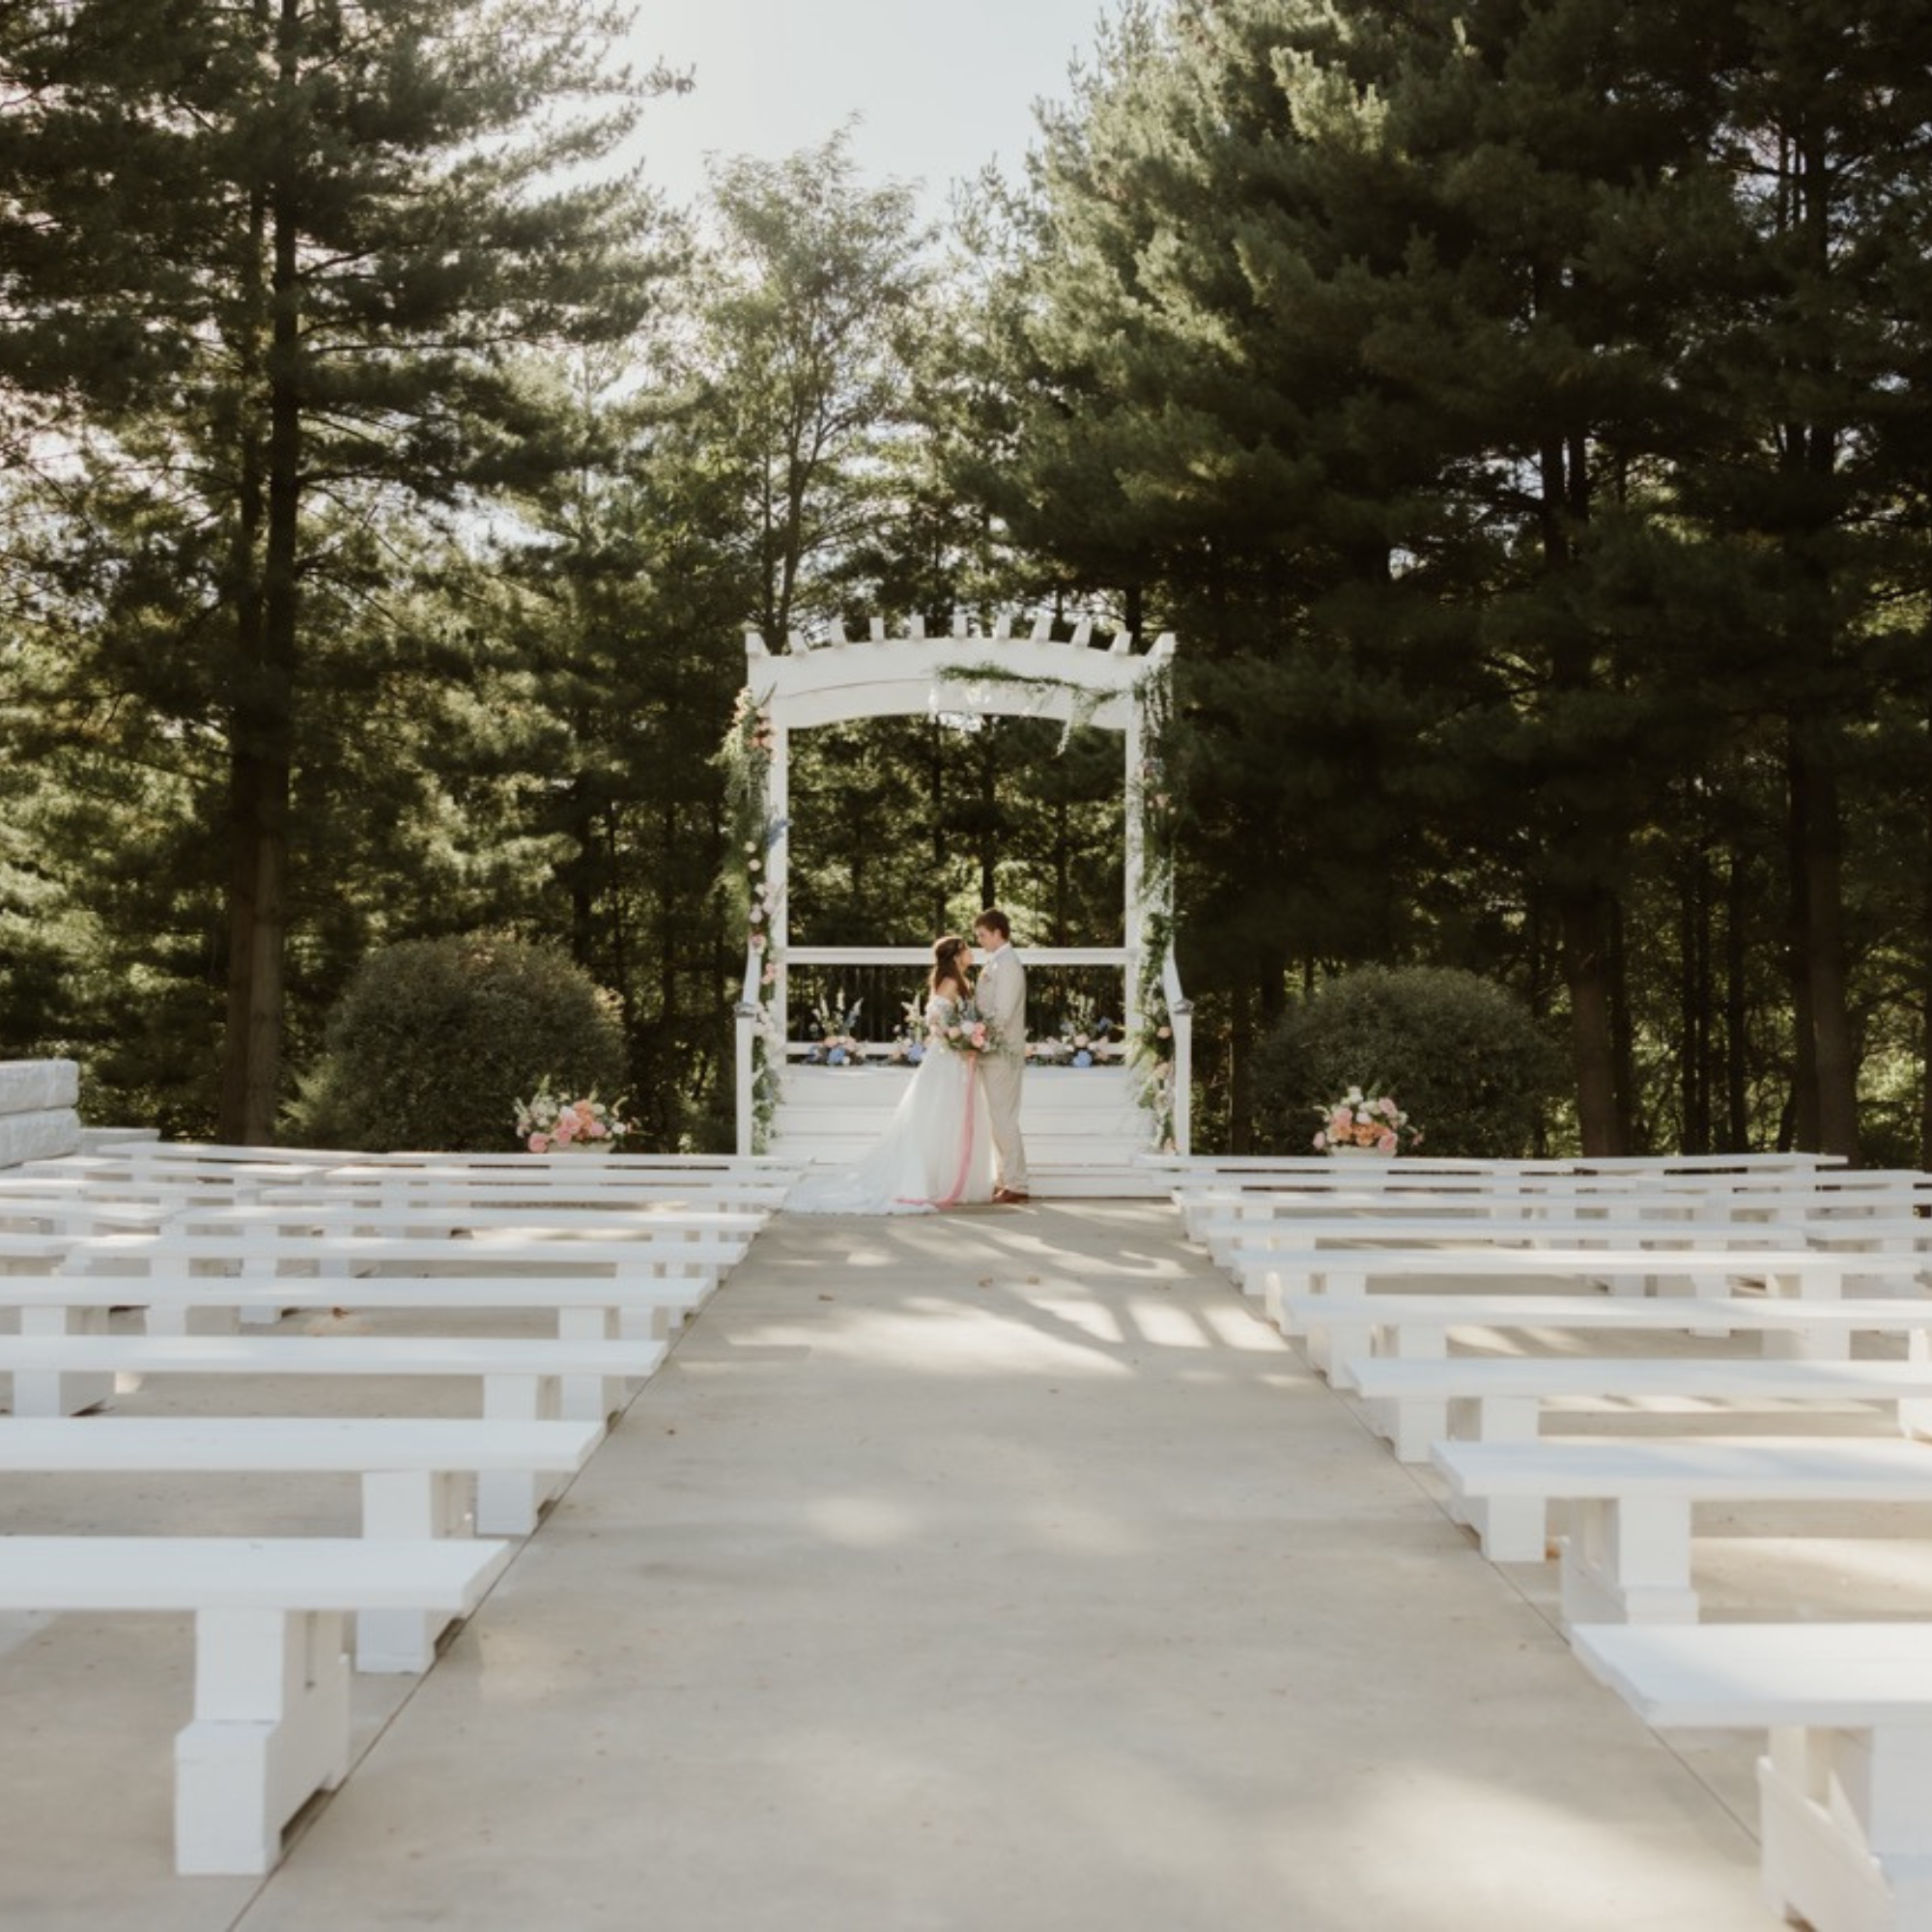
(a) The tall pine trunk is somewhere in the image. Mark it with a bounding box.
[1560,888,1623,1154]
[216,46,299,1146]
[1786,724,1860,1158]
[1537,417,1624,1155]
[1724,844,1750,1149]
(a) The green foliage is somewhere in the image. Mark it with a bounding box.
[287,936,627,1154]
[1253,968,1565,1159]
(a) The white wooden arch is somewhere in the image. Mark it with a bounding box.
[732,617,1190,1159]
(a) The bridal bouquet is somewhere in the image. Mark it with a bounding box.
[1312,1085,1421,1154]
[935,1001,1001,1058]
[514,1082,635,1153]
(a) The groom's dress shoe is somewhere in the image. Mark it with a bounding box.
[993,1187,1030,1205]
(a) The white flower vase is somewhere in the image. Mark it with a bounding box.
[1329,1143,1393,1158]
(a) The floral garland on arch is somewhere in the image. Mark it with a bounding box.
[720,684,783,1147]
[1128,652,1179,1152]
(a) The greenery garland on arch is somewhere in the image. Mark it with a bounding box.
[718,685,782,1146]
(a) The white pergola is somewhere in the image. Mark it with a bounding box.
[731,616,1190,1158]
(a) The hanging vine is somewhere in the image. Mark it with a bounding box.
[933,661,1114,752]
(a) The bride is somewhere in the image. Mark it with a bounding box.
[785,934,995,1214]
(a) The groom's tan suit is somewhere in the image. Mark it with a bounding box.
[977,942,1029,1193]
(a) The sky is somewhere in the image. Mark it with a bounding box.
[621,0,1110,213]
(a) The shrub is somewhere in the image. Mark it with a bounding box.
[286,935,628,1152]
[1254,966,1563,1158]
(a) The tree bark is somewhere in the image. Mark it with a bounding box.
[1724,843,1750,1150]
[1227,979,1254,1155]
[1786,725,1861,1158]
[216,27,299,1146]
[1560,887,1624,1154]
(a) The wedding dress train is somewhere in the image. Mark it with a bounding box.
[785,996,995,1214]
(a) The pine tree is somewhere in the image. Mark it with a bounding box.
[0,0,676,1141]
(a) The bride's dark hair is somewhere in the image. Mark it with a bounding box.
[929,933,973,996]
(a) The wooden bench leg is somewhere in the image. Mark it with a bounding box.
[557,1304,627,1425]
[1369,1332,1453,1463]
[1758,1724,1932,1932]
[1559,1497,1698,1627]
[475,1374,554,1535]
[1762,1321,1854,1364]
[617,1302,675,1344]
[1760,1268,1854,1362]
[355,1471,467,1674]
[175,1605,351,1876]
[14,1305,112,1417]
[1457,1398,1548,1560]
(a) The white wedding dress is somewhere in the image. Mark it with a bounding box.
[785,994,996,1214]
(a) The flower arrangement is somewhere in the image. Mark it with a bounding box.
[513,1082,635,1153]
[1026,993,1123,1067]
[1313,1086,1421,1154]
[887,997,927,1065]
[803,991,864,1065]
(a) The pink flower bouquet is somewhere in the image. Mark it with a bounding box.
[1312,1086,1420,1154]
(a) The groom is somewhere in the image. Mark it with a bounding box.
[973,907,1030,1204]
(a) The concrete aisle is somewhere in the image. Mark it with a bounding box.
[1,1203,1770,1931]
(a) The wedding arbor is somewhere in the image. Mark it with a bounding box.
[728,617,1190,1171]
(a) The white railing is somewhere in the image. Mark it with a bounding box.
[734,943,1191,1156]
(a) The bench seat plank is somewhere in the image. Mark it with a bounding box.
[1274,1288,1932,1380]
[0,1413,602,1475]
[0,1277,692,1415]
[1348,1353,1932,1463]
[0,1531,508,1610]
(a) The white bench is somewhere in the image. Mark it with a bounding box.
[1432,1434,1932,1611]
[169,1202,770,1242]
[0,1232,79,1270]
[59,1227,748,1331]
[1257,1246,1932,1371]
[1273,1290,1932,1385]
[0,1415,599,1662]
[0,1329,668,1427]
[1574,1621,1932,1932]
[1219,1216,1810,1289]
[309,1151,795,1173]
[0,1534,510,1874]
[0,1190,180,1237]
[281,1169,793,1211]
[1349,1351,1932,1463]
[68,1223,755,1281]
[0,1274,703,1423]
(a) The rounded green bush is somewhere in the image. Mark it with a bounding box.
[287,935,628,1152]
[1254,966,1563,1159]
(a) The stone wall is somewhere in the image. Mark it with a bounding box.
[0,1059,81,1165]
